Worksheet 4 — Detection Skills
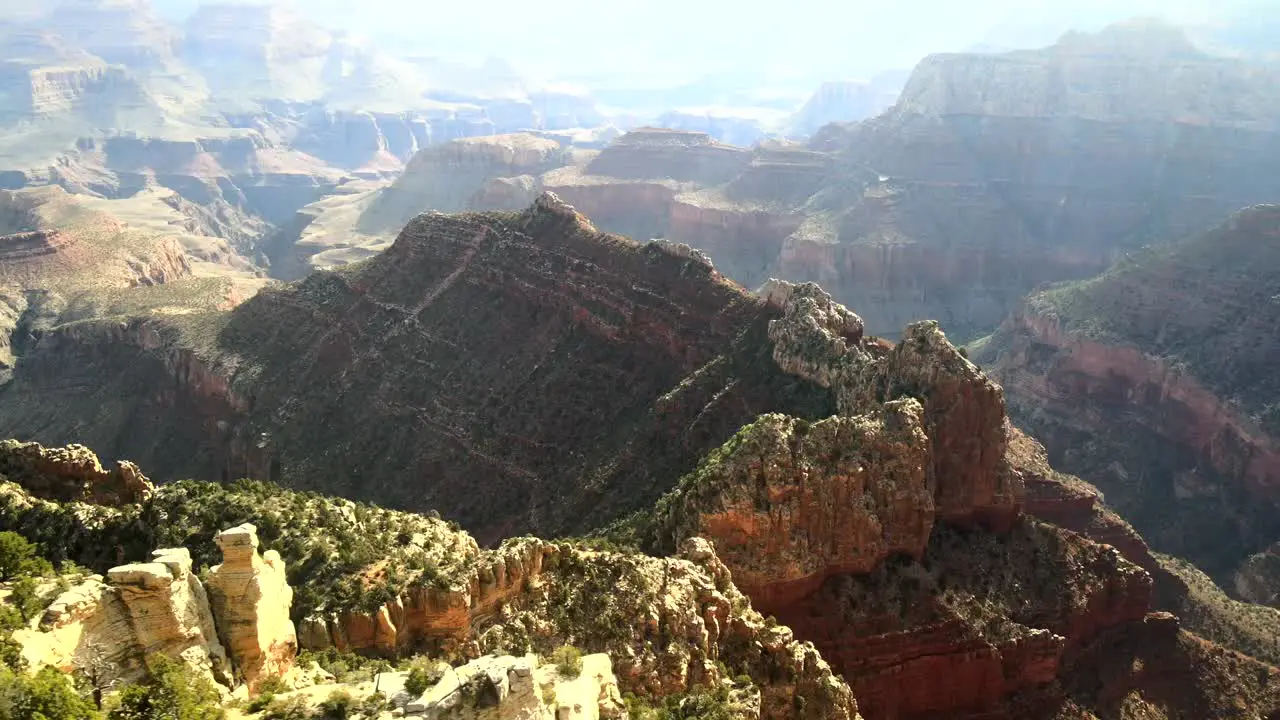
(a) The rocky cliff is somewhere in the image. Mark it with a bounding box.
[583,128,750,185]
[0,193,838,542]
[0,446,859,720]
[12,534,280,693]
[593,279,1277,719]
[0,439,152,504]
[0,185,195,378]
[373,21,1280,344]
[975,205,1280,591]
[5,237,1280,717]
[361,134,568,235]
[817,20,1280,338]
[207,523,298,693]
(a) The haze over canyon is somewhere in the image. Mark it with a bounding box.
[0,2,1278,720]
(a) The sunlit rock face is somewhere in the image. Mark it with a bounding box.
[207,523,298,694]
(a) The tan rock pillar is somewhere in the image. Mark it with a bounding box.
[206,523,298,693]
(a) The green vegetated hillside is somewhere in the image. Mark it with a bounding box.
[1024,204,1280,434]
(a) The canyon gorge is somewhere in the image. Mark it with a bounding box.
[2,2,1280,719]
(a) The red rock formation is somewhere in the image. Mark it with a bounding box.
[0,194,838,541]
[540,176,676,241]
[0,439,154,504]
[650,404,933,615]
[978,205,1280,581]
[767,518,1152,720]
[0,229,78,261]
[667,198,803,289]
[997,309,1280,505]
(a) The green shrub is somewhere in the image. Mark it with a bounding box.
[0,604,24,672]
[11,576,43,622]
[403,659,443,697]
[0,665,100,720]
[106,654,223,720]
[355,692,388,718]
[315,690,354,719]
[623,687,736,720]
[550,645,583,679]
[247,692,276,714]
[260,695,313,720]
[256,676,288,697]
[297,650,392,685]
[0,532,50,582]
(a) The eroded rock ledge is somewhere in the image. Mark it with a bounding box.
[0,439,154,504]
[15,524,295,694]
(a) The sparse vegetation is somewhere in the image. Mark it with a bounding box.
[0,530,50,581]
[623,686,737,720]
[105,654,224,720]
[0,478,480,619]
[550,645,583,679]
[258,695,312,720]
[297,650,395,685]
[402,659,444,697]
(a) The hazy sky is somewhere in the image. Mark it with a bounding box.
[154,0,1272,83]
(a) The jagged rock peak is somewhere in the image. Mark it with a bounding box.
[649,403,933,613]
[761,278,866,384]
[0,439,154,504]
[523,190,598,232]
[648,239,715,270]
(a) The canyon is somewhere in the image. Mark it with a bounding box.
[4,249,1280,716]
[2,5,1280,719]
[321,20,1280,343]
[975,205,1280,599]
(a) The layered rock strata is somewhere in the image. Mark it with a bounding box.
[207,523,298,693]
[16,546,230,689]
[976,205,1280,584]
[12,523,301,694]
[583,128,749,185]
[361,134,568,235]
[0,194,839,541]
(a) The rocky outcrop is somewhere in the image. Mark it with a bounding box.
[301,536,859,720]
[0,439,153,504]
[206,524,298,693]
[16,545,230,690]
[107,547,230,685]
[584,128,750,184]
[644,406,933,614]
[976,205,1280,584]
[12,523,311,694]
[0,62,155,125]
[383,653,625,719]
[0,229,77,261]
[1235,544,1280,606]
[0,194,840,541]
[362,134,568,233]
[762,280,1021,528]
